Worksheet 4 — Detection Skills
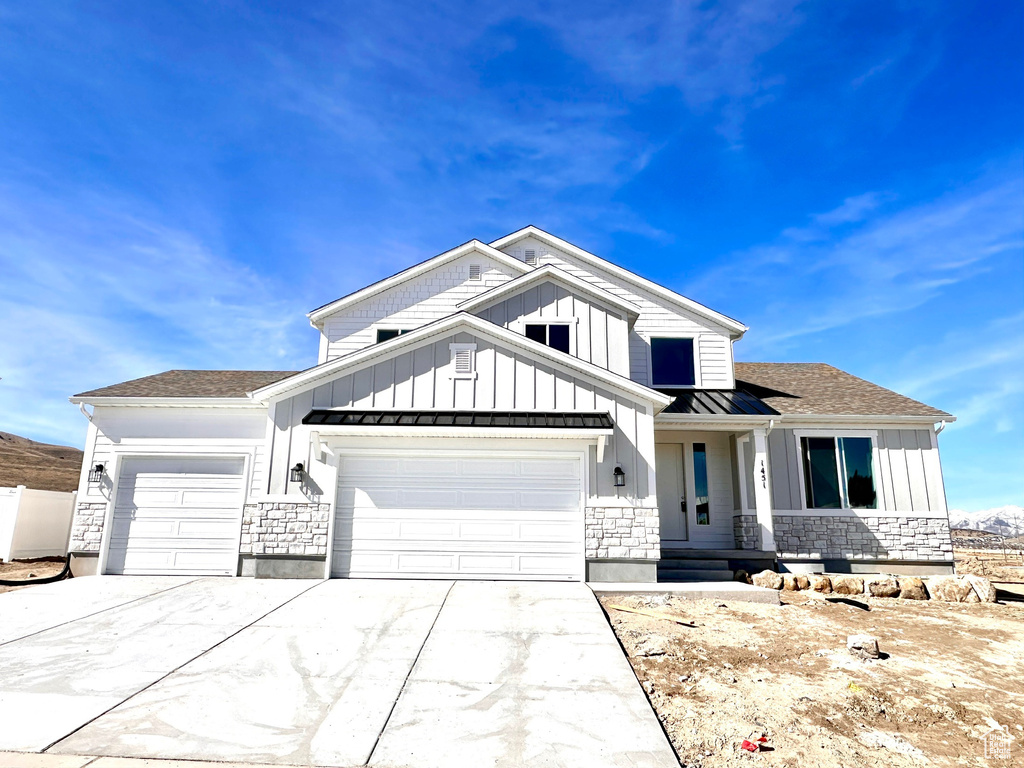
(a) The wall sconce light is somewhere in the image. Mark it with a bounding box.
[290,463,305,483]
[613,465,625,487]
[88,463,105,483]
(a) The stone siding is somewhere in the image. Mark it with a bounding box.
[773,515,953,561]
[732,514,760,550]
[585,507,660,560]
[241,501,330,556]
[69,502,108,552]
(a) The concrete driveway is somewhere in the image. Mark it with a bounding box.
[0,577,679,768]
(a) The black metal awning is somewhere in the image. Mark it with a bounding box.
[657,389,779,417]
[302,410,615,429]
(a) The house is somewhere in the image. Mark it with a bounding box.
[67,227,956,582]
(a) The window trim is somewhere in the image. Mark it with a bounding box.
[515,316,578,356]
[793,429,880,511]
[374,328,411,344]
[648,333,701,388]
[448,343,478,380]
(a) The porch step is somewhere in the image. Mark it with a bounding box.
[660,558,730,571]
[658,568,736,582]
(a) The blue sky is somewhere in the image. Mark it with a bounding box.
[0,1,1020,511]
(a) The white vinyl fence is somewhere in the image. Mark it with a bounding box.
[0,486,76,562]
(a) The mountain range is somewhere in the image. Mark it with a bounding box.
[948,506,1024,536]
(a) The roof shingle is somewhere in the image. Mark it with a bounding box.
[735,363,952,419]
[73,370,299,399]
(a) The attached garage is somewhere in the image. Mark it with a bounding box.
[331,451,585,581]
[105,457,246,576]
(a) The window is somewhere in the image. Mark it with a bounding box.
[801,436,876,509]
[469,264,481,281]
[651,337,695,386]
[449,343,477,378]
[693,443,710,525]
[525,323,570,354]
[524,249,538,266]
[376,329,409,343]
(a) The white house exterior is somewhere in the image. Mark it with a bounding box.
[68,227,956,581]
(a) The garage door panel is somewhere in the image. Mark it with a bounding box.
[333,451,583,581]
[107,457,244,576]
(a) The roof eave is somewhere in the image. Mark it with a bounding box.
[68,396,266,408]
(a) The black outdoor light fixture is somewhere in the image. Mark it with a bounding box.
[88,463,105,483]
[290,463,305,483]
[613,465,625,487]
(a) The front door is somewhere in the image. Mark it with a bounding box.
[655,444,687,541]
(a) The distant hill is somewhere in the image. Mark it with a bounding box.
[0,431,83,492]
[949,506,1024,537]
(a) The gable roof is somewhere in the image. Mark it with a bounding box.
[735,363,954,420]
[489,226,747,337]
[307,240,530,326]
[456,264,641,323]
[71,370,297,401]
[251,311,674,410]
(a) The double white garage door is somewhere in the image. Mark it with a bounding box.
[108,451,585,580]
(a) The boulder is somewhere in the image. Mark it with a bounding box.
[964,574,997,603]
[635,636,670,657]
[898,576,928,600]
[926,575,980,603]
[866,576,900,598]
[831,575,865,595]
[734,569,751,584]
[809,574,832,593]
[752,570,783,590]
[847,634,880,659]
[783,573,810,591]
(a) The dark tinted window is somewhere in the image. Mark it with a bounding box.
[376,329,405,343]
[524,324,547,344]
[548,324,570,353]
[651,338,695,386]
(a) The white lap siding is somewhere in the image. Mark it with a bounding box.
[321,254,520,362]
[496,236,736,389]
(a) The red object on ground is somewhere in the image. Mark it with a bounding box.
[741,740,758,752]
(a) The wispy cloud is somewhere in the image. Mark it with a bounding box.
[0,184,310,445]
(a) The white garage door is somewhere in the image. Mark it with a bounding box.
[332,452,584,580]
[106,457,245,576]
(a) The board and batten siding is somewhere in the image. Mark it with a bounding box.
[268,331,656,504]
[473,281,630,376]
[320,254,521,362]
[497,236,737,389]
[765,428,946,513]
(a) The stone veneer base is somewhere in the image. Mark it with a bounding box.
[585,506,660,560]
[238,553,327,579]
[586,558,658,583]
[241,501,331,557]
[773,514,954,562]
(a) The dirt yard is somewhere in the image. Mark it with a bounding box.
[955,547,1024,584]
[0,557,66,593]
[601,591,1023,768]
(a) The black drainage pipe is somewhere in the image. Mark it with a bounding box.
[0,555,72,586]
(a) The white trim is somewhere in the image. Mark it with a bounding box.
[250,312,673,411]
[448,342,477,380]
[69,396,267,408]
[488,226,747,337]
[457,264,641,321]
[307,240,530,325]
[792,428,880,438]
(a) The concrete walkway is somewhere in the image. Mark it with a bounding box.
[0,578,679,768]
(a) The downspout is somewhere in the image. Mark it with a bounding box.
[765,418,776,437]
[78,402,93,422]
[935,420,947,435]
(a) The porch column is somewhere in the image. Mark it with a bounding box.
[750,428,776,552]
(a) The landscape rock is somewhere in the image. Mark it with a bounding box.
[752,570,783,590]
[783,573,810,591]
[635,636,670,657]
[847,634,880,659]
[809,574,832,593]
[734,569,751,584]
[898,577,928,600]
[964,574,997,603]
[926,575,980,603]
[866,576,900,598]
[831,575,865,595]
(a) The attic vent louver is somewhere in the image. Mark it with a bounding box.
[454,349,473,373]
[524,249,538,266]
[469,264,481,281]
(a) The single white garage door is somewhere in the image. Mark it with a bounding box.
[332,452,584,580]
[106,457,245,576]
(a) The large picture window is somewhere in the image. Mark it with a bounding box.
[801,436,876,509]
[651,337,695,386]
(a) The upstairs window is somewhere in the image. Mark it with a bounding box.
[651,337,695,386]
[801,436,877,509]
[525,323,570,354]
[376,329,409,343]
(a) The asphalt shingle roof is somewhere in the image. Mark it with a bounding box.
[735,363,952,419]
[74,370,299,399]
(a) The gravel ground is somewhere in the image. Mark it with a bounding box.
[0,557,66,593]
[601,591,1023,768]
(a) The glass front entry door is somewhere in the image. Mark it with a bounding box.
[656,438,719,547]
